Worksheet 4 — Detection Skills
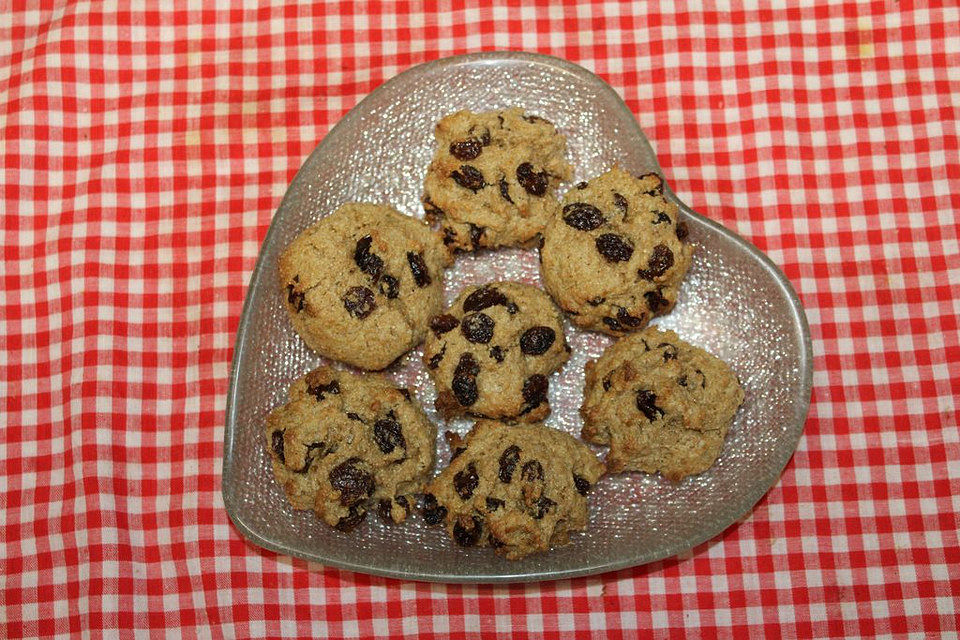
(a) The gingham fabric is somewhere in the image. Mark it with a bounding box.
[2,1,958,637]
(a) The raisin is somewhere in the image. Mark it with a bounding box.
[399,388,412,401]
[373,414,405,454]
[519,326,556,355]
[402,251,429,288]
[428,344,446,369]
[395,495,410,512]
[521,460,544,482]
[506,302,519,314]
[450,447,466,460]
[616,307,644,328]
[286,284,305,312]
[587,296,606,306]
[451,353,480,406]
[445,430,466,460]
[499,178,513,203]
[595,233,634,262]
[573,474,591,495]
[353,235,384,279]
[575,181,588,189]
[652,211,671,224]
[523,114,544,123]
[343,286,376,318]
[454,463,479,499]
[641,175,663,195]
[516,162,548,196]
[450,138,483,160]
[489,345,505,362]
[602,316,622,332]
[334,505,367,532]
[377,499,396,523]
[294,442,328,474]
[441,227,457,247]
[463,286,509,312]
[423,196,445,221]
[347,412,363,421]
[271,430,285,463]
[657,342,678,360]
[434,390,460,418]
[602,376,612,391]
[486,497,504,512]
[453,515,483,547]
[676,220,689,240]
[637,244,674,280]
[452,165,485,191]
[694,368,707,388]
[644,289,669,313]
[613,192,628,213]
[378,274,399,299]
[329,458,374,506]
[562,202,605,231]
[430,314,460,336]
[522,374,548,408]
[421,494,447,525]
[469,224,484,248]
[533,496,556,519]
[307,379,340,402]
[461,312,495,344]
[498,445,521,483]
[636,389,665,421]
[678,375,688,387]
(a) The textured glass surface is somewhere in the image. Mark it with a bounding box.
[222,52,813,583]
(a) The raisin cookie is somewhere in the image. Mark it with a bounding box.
[423,282,570,422]
[581,327,744,481]
[422,420,604,559]
[540,167,693,335]
[422,108,573,251]
[265,366,436,530]
[279,202,452,370]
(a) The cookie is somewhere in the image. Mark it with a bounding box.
[265,366,436,530]
[580,327,744,481]
[539,167,693,335]
[422,108,573,251]
[422,420,604,559]
[279,203,452,370]
[422,282,570,422]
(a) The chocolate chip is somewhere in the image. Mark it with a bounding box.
[469,224,484,248]
[461,312,495,344]
[286,284,305,312]
[353,235,384,279]
[635,389,665,421]
[334,505,367,531]
[573,474,591,496]
[519,326,556,355]
[486,497,504,512]
[329,458,374,506]
[430,314,460,336]
[421,494,447,525]
[450,138,484,161]
[657,342,678,360]
[516,162,548,196]
[616,307,644,328]
[453,462,479,499]
[637,244,674,280]
[451,353,480,406]
[463,286,509,312]
[373,414,405,454]
[676,220,689,240]
[562,202,606,231]
[595,233,634,262]
[613,192,628,213]
[489,345,505,362]
[652,211,672,224]
[271,430,285,463]
[498,177,513,204]
[452,165,485,191]
[644,288,669,313]
[427,344,446,370]
[378,274,399,299]
[452,515,483,547]
[522,374,548,408]
[533,496,556,519]
[407,251,431,288]
[343,286,376,318]
[498,445,521,483]
[307,379,340,402]
[521,460,544,482]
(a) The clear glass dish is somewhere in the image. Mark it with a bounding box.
[222,52,813,583]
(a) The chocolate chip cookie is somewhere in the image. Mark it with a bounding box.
[581,327,744,481]
[422,420,604,559]
[422,282,570,422]
[539,167,693,335]
[265,366,436,530]
[279,202,452,370]
[422,108,573,251]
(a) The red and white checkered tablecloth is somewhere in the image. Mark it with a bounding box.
[2,1,959,637]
